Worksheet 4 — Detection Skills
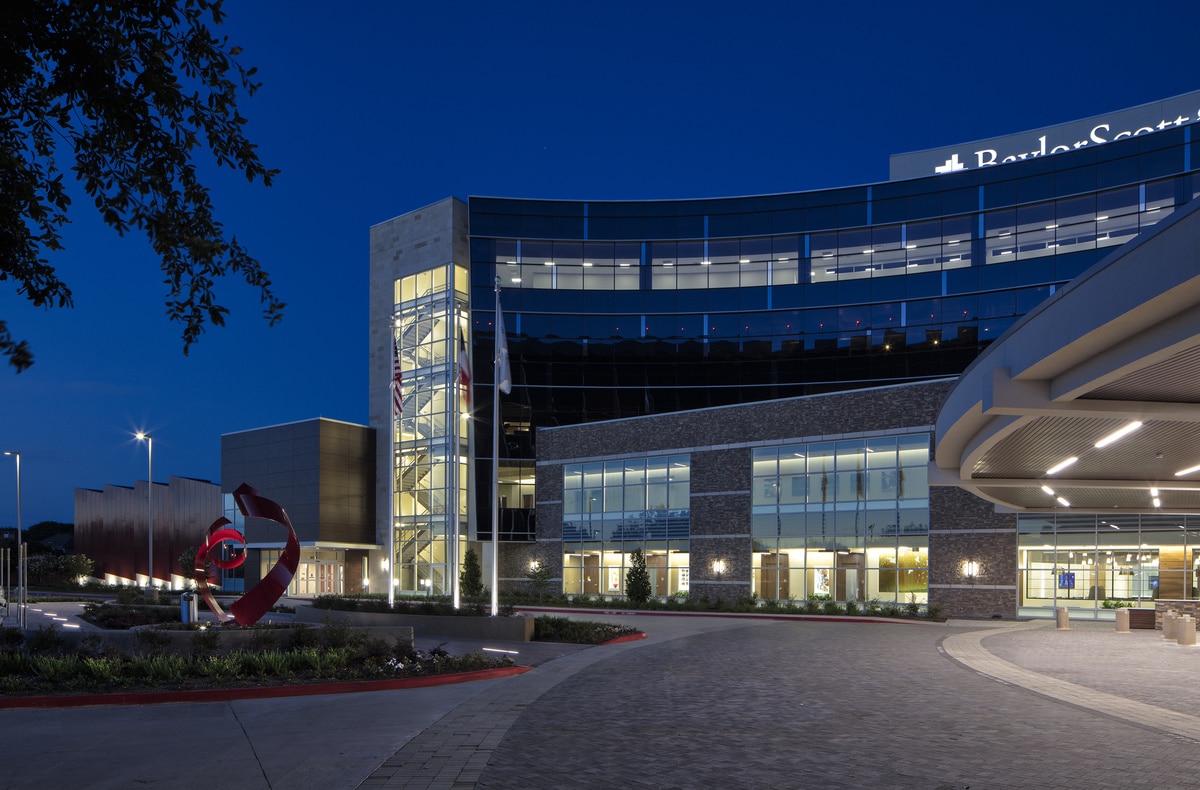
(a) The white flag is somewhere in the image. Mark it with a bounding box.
[495,301,512,395]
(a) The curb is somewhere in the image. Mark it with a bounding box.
[0,665,533,711]
[520,606,941,626]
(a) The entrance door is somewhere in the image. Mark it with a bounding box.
[836,552,865,602]
[761,553,790,600]
[583,554,600,595]
[647,554,668,597]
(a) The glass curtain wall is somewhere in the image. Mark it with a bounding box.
[562,455,690,598]
[1018,513,1200,618]
[392,265,470,596]
[751,434,930,604]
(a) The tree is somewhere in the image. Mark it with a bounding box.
[460,547,484,600]
[178,545,197,578]
[25,552,93,587]
[526,559,554,600]
[0,1,283,371]
[625,548,651,604]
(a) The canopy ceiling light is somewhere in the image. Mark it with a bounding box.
[1046,457,1078,475]
[1094,420,1143,448]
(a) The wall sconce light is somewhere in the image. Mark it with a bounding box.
[962,560,980,578]
[712,559,726,575]
[380,558,390,572]
[529,559,541,572]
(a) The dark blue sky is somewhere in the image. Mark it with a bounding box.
[2,0,1197,526]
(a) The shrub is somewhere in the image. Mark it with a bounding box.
[26,625,66,655]
[81,602,179,629]
[247,627,279,652]
[76,632,106,657]
[844,600,859,616]
[287,623,321,651]
[190,628,222,658]
[821,600,841,616]
[0,627,24,652]
[133,629,172,656]
[320,620,353,649]
[533,616,639,644]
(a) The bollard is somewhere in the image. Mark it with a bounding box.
[1179,615,1197,647]
[1164,610,1178,641]
[1115,607,1130,632]
[1056,606,1070,630]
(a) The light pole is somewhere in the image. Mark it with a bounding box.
[135,433,153,590]
[3,451,21,626]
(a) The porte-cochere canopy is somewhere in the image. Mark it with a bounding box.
[934,198,1200,514]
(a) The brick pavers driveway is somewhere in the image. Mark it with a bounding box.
[471,619,1199,789]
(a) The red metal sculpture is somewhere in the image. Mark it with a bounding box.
[194,483,300,626]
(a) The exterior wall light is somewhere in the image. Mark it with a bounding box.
[962,560,981,578]
[529,559,541,572]
[712,559,726,575]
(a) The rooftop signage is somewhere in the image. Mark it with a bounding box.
[889,90,1200,181]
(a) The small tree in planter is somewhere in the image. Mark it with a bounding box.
[460,547,485,600]
[526,559,555,601]
[625,549,651,604]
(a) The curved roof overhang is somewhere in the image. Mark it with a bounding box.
[934,198,1200,514]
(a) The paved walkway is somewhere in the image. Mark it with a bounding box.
[3,610,1200,788]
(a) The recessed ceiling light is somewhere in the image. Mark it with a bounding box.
[1056,496,1070,507]
[1154,497,1162,508]
[1041,485,1055,496]
[1175,463,1200,476]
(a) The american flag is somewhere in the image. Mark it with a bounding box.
[458,332,472,408]
[391,339,403,416]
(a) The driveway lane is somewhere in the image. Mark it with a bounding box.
[479,620,1199,789]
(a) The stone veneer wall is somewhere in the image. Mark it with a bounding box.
[928,485,1017,618]
[535,379,970,605]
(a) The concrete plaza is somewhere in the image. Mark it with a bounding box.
[2,611,1199,788]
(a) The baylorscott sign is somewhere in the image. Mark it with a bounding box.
[889,90,1200,181]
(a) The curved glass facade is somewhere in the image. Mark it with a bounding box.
[468,125,1199,535]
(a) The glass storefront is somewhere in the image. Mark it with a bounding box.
[561,455,690,598]
[751,433,930,604]
[1018,513,1200,618]
[259,548,346,597]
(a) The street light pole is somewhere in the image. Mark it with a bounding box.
[3,452,21,627]
[135,434,153,590]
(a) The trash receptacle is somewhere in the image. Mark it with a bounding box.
[181,591,198,624]
[1115,607,1130,632]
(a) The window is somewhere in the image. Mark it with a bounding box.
[751,434,929,603]
[562,455,690,598]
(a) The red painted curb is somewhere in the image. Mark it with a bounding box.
[600,632,647,645]
[0,665,533,710]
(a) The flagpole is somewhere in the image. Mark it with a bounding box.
[388,331,398,607]
[451,308,463,610]
[490,277,501,616]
